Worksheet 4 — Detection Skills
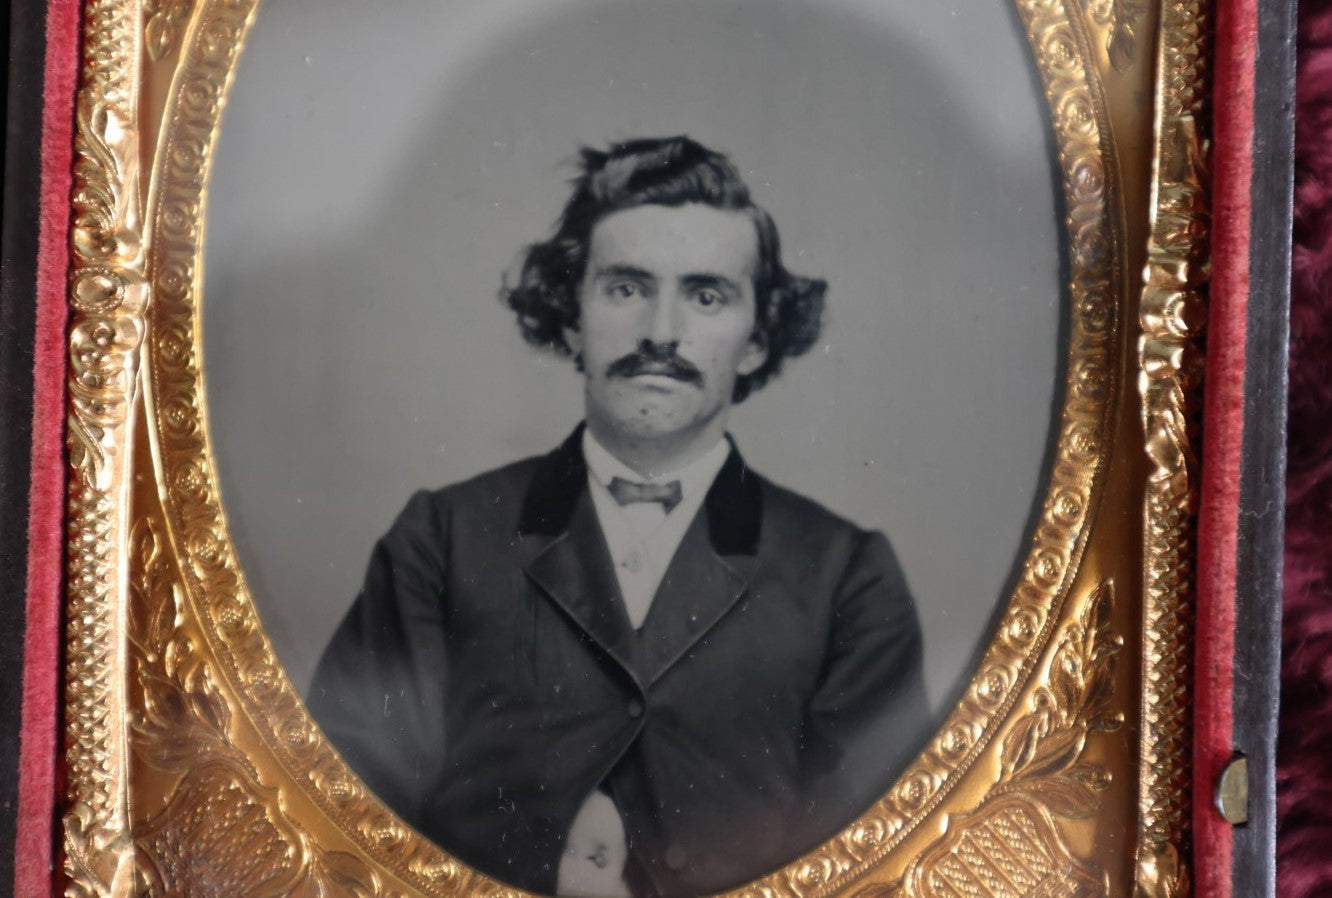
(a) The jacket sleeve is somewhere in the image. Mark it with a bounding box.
[306,489,451,824]
[795,529,929,844]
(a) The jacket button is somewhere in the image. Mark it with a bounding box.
[664,845,688,870]
[627,700,644,718]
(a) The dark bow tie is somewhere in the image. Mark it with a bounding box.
[608,477,683,513]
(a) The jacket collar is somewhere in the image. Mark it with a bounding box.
[517,424,762,555]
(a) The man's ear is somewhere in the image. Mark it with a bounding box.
[737,330,768,376]
[563,325,583,355]
[564,326,587,373]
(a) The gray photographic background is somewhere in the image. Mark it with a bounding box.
[204,0,1063,710]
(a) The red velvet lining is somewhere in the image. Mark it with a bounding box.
[15,0,81,893]
[1194,0,1258,893]
[1276,3,1332,895]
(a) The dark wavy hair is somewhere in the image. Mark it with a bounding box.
[501,136,826,402]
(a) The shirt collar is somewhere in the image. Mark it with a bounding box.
[517,424,763,556]
[582,429,731,505]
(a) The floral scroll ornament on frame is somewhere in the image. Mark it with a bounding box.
[128,516,385,896]
[853,581,1123,898]
[62,0,150,894]
[1135,0,1212,893]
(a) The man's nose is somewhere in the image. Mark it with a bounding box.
[645,295,683,343]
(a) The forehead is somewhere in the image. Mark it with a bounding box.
[586,204,759,282]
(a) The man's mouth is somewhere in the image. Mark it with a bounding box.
[606,351,704,386]
[631,363,692,380]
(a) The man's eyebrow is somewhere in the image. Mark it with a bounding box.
[593,264,655,281]
[679,273,743,293]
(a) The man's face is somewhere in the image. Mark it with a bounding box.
[574,203,768,457]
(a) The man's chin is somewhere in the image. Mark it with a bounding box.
[599,401,694,441]
[588,380,723,441]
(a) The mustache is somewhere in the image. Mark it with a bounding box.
[605,342,704,386]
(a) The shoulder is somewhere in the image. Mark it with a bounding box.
[397,453,547,526]
[757,475,859,533]
[434,454,547,503]
[750,470,907,580]
[754,472,871,544]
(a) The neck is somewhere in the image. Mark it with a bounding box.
[585,416,729,478]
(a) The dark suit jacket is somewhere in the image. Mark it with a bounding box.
[308,427,928,897]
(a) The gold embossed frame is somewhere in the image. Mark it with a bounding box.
[59,0,1208,895]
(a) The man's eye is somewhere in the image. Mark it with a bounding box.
[694,290,726,309]
[607,282,642,300]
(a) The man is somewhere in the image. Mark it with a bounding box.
[308,136,928,898]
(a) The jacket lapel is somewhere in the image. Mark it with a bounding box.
[637,444,764,685]
[636,515,757,686]
[519,426,639,684]
[525,494,640,685]
[517,426,766,688]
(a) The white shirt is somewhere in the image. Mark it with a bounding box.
[557,431,730,896]
[582,430,730,629]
